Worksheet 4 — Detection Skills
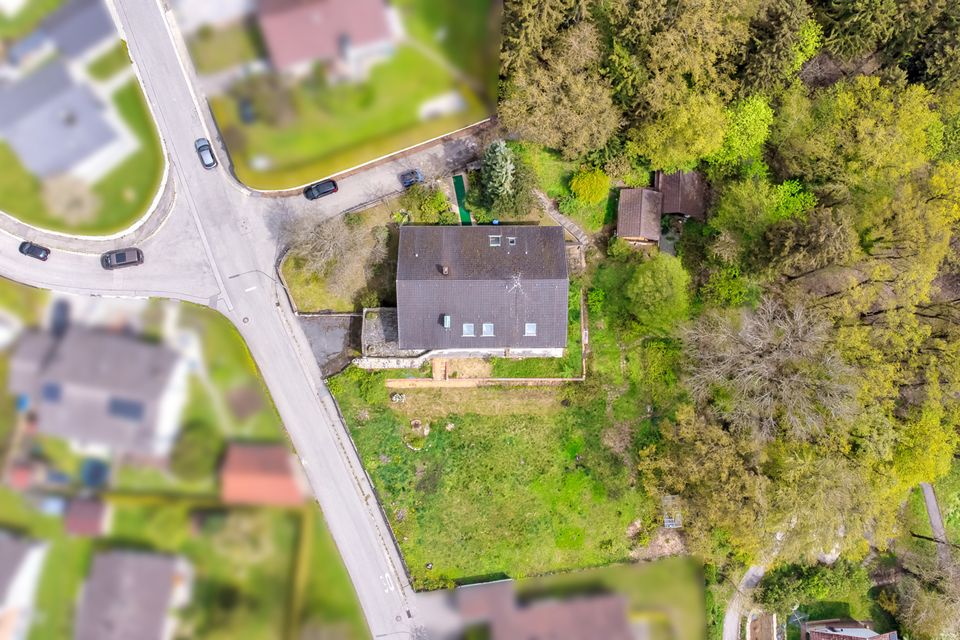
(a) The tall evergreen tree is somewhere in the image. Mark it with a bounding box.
[480,140,516,206]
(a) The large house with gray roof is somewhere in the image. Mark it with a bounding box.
[74,551,193,640]
[395,225,569,357]
[8,327,188,461]
[0,531,48,640]
[0,0,135,182]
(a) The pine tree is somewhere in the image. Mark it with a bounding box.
[480,140,516,206]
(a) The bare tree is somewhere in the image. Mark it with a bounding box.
[897,550,960,640]
[683,298,857,441]
[288,215,357,278]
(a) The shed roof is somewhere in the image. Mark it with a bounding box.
[74,551,180,640]
[220,443,302,506]
[654,170,708,220]
[258,0,392,72]
[8,327,180,456]
[65,498,108,536]
[395,226,569,351]
[617,188,662,241]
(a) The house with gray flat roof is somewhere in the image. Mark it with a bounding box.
[74,551,193,640]
[0,60,121,179]
[0,530,48,640]
[8,327,188,460]
[395,225,569,356]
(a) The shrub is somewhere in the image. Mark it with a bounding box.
[570,168,610,204]
[587,288,606,314]
[700,265,755,307]
[170,421,222,482]
[625,253,691,335]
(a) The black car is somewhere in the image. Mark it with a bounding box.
[399,169,424,189]
[18,241,50,261]
[195,138,218,169]
[303,179,338,200]
[101,248,144,270]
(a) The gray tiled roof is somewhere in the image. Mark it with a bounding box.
[0,530,36,602]
[0,61,72,125]
[617,188,662,241]
[43,0,116,58]
[0,61,117,178]
[396,225,569,350]
[74,551,178,640]
[9,327,180,456]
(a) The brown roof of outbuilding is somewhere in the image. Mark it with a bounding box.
[617,188,662,241]
[655,170,708,220]
[65,498,107,537]
[220,443,303,507]
[258,0,392,72]
[395,226,569,351]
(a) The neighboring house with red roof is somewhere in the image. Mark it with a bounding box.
[257,0,397,80]
[220,443,304,507]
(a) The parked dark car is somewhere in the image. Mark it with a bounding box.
[194,138,217,169]
[303,179,338,200]
[237,97,256,124]
[399,169,424,189]
[18,241,50,261]
[101,248,144,270]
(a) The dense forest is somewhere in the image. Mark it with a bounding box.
[498,0,960,636]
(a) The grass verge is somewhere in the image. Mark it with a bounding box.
[188,21,264,74]
[88,40,130,80]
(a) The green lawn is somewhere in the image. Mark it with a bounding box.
[88,40,130,80]
[180,304,285,441]
[329,367,657,589]
[393,0,499,101]
[0,81,163,234]
[0,276,47,324]
[0,0,61,39]
[512,142,617,233]
[212,46,488,189]
[300,511,369,639]
[0,488,92,640]
[188,21,264,74]
[490,287,584,378]
[517,557,706,640]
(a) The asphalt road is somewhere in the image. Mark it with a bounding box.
[0,0,485,636]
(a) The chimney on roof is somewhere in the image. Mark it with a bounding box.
[440,265,449,275]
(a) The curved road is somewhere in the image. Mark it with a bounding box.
[0,0,483,636]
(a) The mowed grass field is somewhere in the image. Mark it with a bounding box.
[211,46,488,189]
[329,367,657,589]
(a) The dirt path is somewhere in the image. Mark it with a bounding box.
[921,482,953,566]
[536,190,591,246]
